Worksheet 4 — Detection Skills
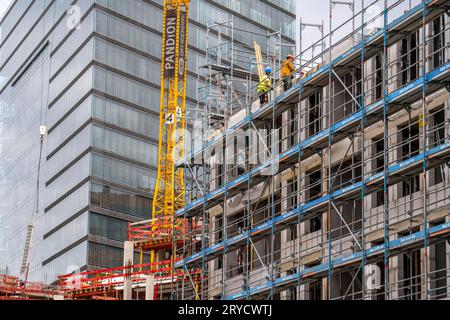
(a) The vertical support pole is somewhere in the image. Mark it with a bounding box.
[269,64,277,300]
[360,0,366,299]
[382,0,390,300]
[421,0,429,300]
[322,20,325,64]
[279,29,282,76]
[327,0,333,300]
[245,96,251,299]
[221,21,232,299]
[221,114,227,299]
[352,0,356,43]
[201,179,207,300]
[297,16,304,295]
[299,18,303,72]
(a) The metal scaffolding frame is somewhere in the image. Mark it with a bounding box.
[174,0,450,301]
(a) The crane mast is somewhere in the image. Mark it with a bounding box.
[151,0,190,266]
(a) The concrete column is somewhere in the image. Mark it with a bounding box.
[388,43,401,93]
[364,58,374,106]
[426,21,433,73]
[281,178,288,212]
[323,86,329,131]
[322,277,328,300]
[123,279,133,301]
[145,275,155,300]
[123,241,134,301]
[299,283,305,299]
[419,25,425,78]
[388,118,400,213]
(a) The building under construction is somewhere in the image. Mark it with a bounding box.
[2,0,450,301]
[173,0,450,300]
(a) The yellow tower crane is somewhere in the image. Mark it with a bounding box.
[150,0,190,267]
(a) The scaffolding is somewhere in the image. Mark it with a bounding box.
[174,0,450,300]
[57,218,203,300]
[172,17,294,299]
[0,275,63,300]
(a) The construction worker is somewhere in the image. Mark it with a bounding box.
[258,67,272,106]
[281,54,295,91]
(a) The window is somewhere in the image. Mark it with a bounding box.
[432,15,446,70]
[276,114,283,153]
[214,257,223,271]
[308,216,321,233]
[305,262,322,300]
[92,95,159,140]
[287,224,298,242]
[354,66,363,108]
[398,120,420,196]
[211,149,224,188]
[89,212,128,242]
[289,107,298,148]
[287,177,298,241]
[308,279,322,300]
[401,249,421,300]
[331,158,362,192]
[308,91,322,137]
[90,183,151,218]
[430,107,446,185]
[400,120,420,158]
[215,215,223,243]
[430,219,447,299]
[430,107,446,147]
[336,67,361,122]
[373,135,385,207]
[88,242,123,268]
[401,30,420,85]
[375,54,383,100]
[306,167,322,202]
[91,154,156,192]
[287,177,298,209]
[92,125,158,166]
[286,270,297,299]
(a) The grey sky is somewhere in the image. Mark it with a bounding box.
[296,0,366,55]
[295,0,421,60]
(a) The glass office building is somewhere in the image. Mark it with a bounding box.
[0,0,295,283]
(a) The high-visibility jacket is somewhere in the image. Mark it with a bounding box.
[281,60,295,78]
[257,75,271,93]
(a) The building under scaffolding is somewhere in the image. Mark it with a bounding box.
[173,0,450,300]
